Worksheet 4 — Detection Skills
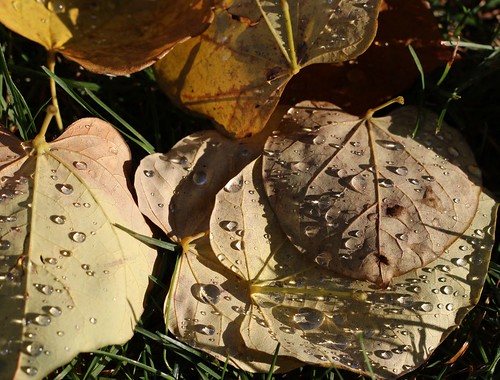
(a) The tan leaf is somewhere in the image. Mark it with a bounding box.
[135,129,268,241]
[154,0,381,137]
[172,156,497,378]
[0,0,213,74]
[0,120,156,379]
[262,102,482,286]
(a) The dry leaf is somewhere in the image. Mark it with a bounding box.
[135,129,268,241]
[0,119,156,379]
[0,0,213,74]
[262,102,483,287]
[154,0,381,137]
[170,157,497,378]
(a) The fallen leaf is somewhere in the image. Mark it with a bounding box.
[154,0,381,137]
[169,156,497,378]
[135,128,271,241]
[0,0,213,74]
[0,119,156,379]
[282,0,454,114]
[262,102,482,286]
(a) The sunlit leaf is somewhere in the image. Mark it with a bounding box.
[0,0,213,74]
[154,0,381,137]
[135,129,268,241]
[262,102,483,286]
[170,156,496,378]
[0,119,156,379]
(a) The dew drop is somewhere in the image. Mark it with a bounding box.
[312,135,326,145]
[56,183,73,195]
[40,284,54,295]
[376,140,404,151]
[143,170,155,177]
[408,178,419,185]
[231,240,244,251]
[26,342,44,357]
[199,325,215,336]
[0,240,11,250]
[304,225,320,238]
[446,303,454,311]
[23,366,39,376]
[197,284,221,305]
[452,258,467,267]
[413,302,433,312]
[48,306,62,317]
[83,202,91,208]
[291,161,310,172]
[34,315,51,326]
[168,156,189,168]
[44,257,58,265]
[440,285,453,295]
[224,175,243,193]
[422,175,434,182]
[56,331,64,337]
[89,317,97,324]
[50,215,66,225]
[73,161,87,170]
[192,171,208,185]
[220,220,238,231]
[60,250,72,257]
[375,350,393,359]
[293,307,324,330]
[81,264,90,270]
[396,233,408,241]
[69,232,86,243]
[474,229,485,238]
[378,178,394,188]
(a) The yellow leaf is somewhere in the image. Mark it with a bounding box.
[263,102,483,286]
[0,0,213,74]
[154,0,381,137]
[0,119,156,379]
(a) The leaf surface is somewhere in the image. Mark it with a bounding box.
[262,102,482,286]
[0,120,156,379]
[171,157,497,378]
[0,0,213,74]
[154,0,381,137]
[135,129,268,240]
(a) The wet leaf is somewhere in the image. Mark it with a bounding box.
[171,157,497,378]
[0,0,213,74]
[154,0,381,137]
[135,129,268,241]
[0,120,156,379]
[262,102,483,286]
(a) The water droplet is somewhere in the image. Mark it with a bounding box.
[378,178,394,188]
[199,325,215,335]
[395,166,408,176]
[81,264,90,270]
[216,254,225,262]
[224,175,243,193]
[396,233,408,241]
[291,161,310,172]
[408,178,419,185]
[220,220,238,231]
[83,202,91,208]
[293,308,324,330]
[375,350,393,359]
[86,270,95,276]
[192,171,207,185]
[376,140,404,151]
[452,258,467,267]
[69,232,86,243]
[39,284,54,295]
[73,161,87,170]
[89,317,97,324]
[413,302,433,312]
[304,225,320,238]
[56,183,73,195]
[48,306,62,317]
[56,331,64,337]
[474,229,484,238]
[312,135,326,145]
[446,303,454,311]
[168,156,189,168]
[440,286,453,295]
[143,170,155,177]
[197,284,221,305]
[422,175,434,182]
[44,257,58,265]
[34,314,51,326]
[60,250,71,257]
[0,240,11,250]
[23,366,39,376]
[49,0,66,13]
[230,240,243,251]
[50,215,66,224]
[26,342,44,357]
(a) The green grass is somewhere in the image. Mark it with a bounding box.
[1,1,499,379]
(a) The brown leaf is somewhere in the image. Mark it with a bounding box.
[154,0,380,137]
[262,102,482,287]
[0,0,213,74]
[282,0,453,115]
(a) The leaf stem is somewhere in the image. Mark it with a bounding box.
[281,0,299,74]
[32,105,57,153]
[365,96,404,119]
[47,50,63,131]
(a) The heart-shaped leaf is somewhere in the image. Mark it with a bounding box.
[170,156,496,378]
[135,129,268,240]
[0,0,213,74]
[0,119,156,379]
[262,102,482,286]
[154,0,381,137]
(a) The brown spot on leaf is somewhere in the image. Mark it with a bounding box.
[422,186,443,210]
[386,204,405,217]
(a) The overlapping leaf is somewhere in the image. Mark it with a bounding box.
[135,128,270,241]
[170,157,496,378]
[0,119,156,379]
[0,0,213,74]
[154,0,381,137]
[263,102,483,286]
